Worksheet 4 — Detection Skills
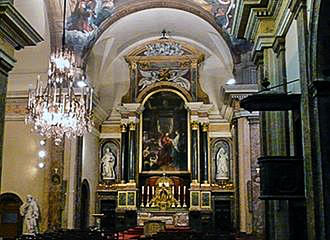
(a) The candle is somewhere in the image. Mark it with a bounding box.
[147,186,149,196]
[142,186,144,194]
[152,186,155,196]
[184,186,186,195]
[89,88,93,111]
[172,186,174,195]
[178,186,181,196]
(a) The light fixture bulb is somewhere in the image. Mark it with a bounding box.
[38,162,45,169]
[226,78,236,85]
[40,140,46,146]
[77,80,87,88]
[38,150,47,159]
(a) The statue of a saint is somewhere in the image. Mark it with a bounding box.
[101,148,116,179]
[215,147,229,179]
[20,195,40,235]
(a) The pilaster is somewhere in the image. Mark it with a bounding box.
[0,0,43,192]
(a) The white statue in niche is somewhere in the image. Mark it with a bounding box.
[20,195,40,235]
[101,148,116,179]
[215,147,229,179]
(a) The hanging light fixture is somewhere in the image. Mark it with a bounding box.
[25,0,93,145]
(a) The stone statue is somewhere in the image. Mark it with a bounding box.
[101,148,115,179]
[216,147,229,179]
[20,195,40,235]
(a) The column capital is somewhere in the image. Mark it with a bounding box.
[191,121,199,130]
[120,124,127,133]
[201,122,209,132]
[272,37,286,56]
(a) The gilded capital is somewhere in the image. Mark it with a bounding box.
[191,121,199,130]
[121,124,127,133]
[129,122,136,131]
[202,122,209,132]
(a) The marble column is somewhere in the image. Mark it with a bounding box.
[74,137,83,229]
[236,116,253,234]
[120,124,128,183]
[63,137,78,229]
[191,121,199,181]
[117,103,141,183]
[248,117,264,237]
[295,2,329,239]
[200,123,209,183]
[128,122,136,182]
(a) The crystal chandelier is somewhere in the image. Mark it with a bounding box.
[144,30,184,56]
[25,0,93,145]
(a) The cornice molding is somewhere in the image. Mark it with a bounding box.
[0,1,43,50]
[0,48,15,75]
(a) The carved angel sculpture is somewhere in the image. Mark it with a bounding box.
[138,69,190,91]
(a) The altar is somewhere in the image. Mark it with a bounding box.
[137,210,189,227]
[137,174,189,227]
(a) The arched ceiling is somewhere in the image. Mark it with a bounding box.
[7,0,241,121]
[87,8,234,116]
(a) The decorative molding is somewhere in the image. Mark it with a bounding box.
[0,48,15,75]
[0,1,43,50]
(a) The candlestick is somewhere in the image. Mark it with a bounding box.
[151,186,155,207]
[178,186,181,207]
[183,186,187,208]
[141,186,144,207]
[146,186,150,207]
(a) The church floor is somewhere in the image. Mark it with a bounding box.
[17,227,258,240]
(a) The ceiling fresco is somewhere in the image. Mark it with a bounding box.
[66,0,238,55]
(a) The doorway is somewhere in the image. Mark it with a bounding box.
[80,180,90,230]
[0,193,23,239]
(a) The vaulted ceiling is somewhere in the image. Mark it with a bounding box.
[8,0,241,118]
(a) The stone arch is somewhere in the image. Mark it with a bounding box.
[83,0,237,61]
[0,193,23,238]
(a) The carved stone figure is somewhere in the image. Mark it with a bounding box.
[20,195,40,235]
[101,148,116,179]
[216,147,229,179]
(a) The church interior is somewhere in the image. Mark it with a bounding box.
[0,0,329,239]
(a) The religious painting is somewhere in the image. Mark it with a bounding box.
[212,139,231,181]
[191,0,236,31]
[64,0,246,55]
[66,0,116,53]
[100,140,119,181]
[141,91,188,172]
